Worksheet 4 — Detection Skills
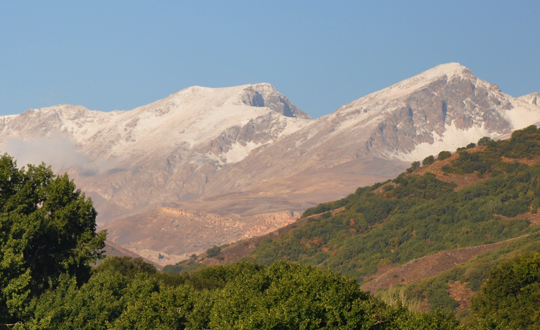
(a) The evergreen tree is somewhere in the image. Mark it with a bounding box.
[0,154,106,323]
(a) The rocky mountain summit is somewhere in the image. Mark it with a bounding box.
[1,63,539,264]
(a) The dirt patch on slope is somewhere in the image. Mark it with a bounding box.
[361,237,522,293]
[200,207,346,266]
[448,281,475,312]
[497,212,540,225]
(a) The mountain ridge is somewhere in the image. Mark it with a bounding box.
[1,63,540,265]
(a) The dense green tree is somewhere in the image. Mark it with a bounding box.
[437,151,452,161]
[470,252,540,329]
[477,137,492,146]
[22,271,128,330]
[95,256,157,279]
[0,154,106,323]
[21,258,460,329]
[206,261,458,330]
[422,155,435,166]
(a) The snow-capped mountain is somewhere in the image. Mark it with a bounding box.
[0,84,311,221]
[199,63,540,205]
[1,63,539,265]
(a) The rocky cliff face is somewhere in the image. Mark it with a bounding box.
[1,64,539,265]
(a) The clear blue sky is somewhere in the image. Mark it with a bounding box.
[0,1,538,118]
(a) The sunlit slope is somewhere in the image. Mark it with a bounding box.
[243,125,540,285]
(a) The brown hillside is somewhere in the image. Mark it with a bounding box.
[360,236,524,293]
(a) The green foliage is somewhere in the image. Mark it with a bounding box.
[383,230,540,315]
[422,155,435,166]
[302,193,358,218]
[245,126,540,301]
[209,261,369,329]
[438,151,452,161]
[440,127,540,175]
[0,154,106,323]
[19,259,460,329]
[206,245,221,258]
[470,252,540,329]
[95,257,157,279]
[477,137,492,146]
[161,264,184,274]
[207,260,459,329]
[22,271,129,329]
[443,151,496,175]
[247,166,538,283]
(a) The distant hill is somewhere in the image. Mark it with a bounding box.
[178,125,540,315]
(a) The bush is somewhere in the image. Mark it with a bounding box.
[477,137,492,146]
[438,151,452,161]
[407,161,421,173]
[206,245,222,258]
[422,155,435,166]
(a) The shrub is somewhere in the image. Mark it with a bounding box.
[422,155,435,166]
[206,246,222,258]
[438,151,452,161]
[477,136,492,146]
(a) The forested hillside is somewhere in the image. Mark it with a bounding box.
[231,125,540,314]
[169,125,540,318]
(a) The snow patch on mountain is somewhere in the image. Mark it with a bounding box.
[518,92,540,106]
[394,123,494,162]
[503,101,540,128]
[221,141,262,164]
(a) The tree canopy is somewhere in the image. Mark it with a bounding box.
[0,154,106,323]
[470,252,540,329]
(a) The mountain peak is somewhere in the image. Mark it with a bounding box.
[159,83,309,119]
[238,83,310,119]
[338,63,475,114]
[382,62,475,97]
[420,62,470,78]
